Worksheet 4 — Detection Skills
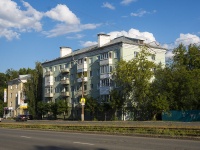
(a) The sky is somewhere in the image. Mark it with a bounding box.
[0,0,200,73]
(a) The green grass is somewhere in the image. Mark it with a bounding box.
[0,123,200,139]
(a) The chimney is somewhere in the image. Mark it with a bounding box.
[60,47,72,57]
[98,34,110,47]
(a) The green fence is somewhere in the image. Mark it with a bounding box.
[162,110,200,122]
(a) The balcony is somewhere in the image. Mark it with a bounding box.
[100,73,112,79]
[77,77,88,82]
[100,86,113,95]
[100,58,112,66]
[60,78,70,85]
[60,68,70,74]
[61,91,70,97]
[45,93,53,97]
[77,62,88,73]
[45,71,53,76]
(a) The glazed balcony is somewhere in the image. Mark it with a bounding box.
[77,77,88,82]
[60,68,70,74]
[61,91,70,97]
[45,93,53,97]
[60,78,70,85]
[77,62,88,73]
[45,71,53,76]
[100,58,112,66]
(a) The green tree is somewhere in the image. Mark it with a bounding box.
[24,62,43,118]
[114,46,156,120]
[153,44,200,111]
[85,96,98,120]
[57,100,68,119]
[37,101,50,119]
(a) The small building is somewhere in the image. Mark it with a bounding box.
[6,74,31,118]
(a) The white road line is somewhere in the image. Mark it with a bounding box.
[73,142,94,146]
[20,136,31,139]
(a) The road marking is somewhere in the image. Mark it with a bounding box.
[73,142,94,146]
[20,136,31,139]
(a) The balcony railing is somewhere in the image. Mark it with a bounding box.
[45,93,53,97]
[60,78,70,85]
[45,71,53,76]
[61,92,70,97]
[77,77,88,82]
[100,86,113,95]
[60,68,70,74]
[100,58,112,65]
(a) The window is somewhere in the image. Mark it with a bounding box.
[114,51,118,59]
[59,65,62,70]
[97,55,100,61]
[100,79,111,87]
[65,63,69,68]
[10,86,12,90]
[16,84,18,89]
[134,51,139,58]
[10,93,12,98]
[90,71,93,77]
[78,58,83,64]
[54,77,56,82]
[54,66,57,71]
[100,65,112,74]
[100,52,109,60]
[151,54,155,60]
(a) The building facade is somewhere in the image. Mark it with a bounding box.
[6,75,31,118]
[42,34,166,119]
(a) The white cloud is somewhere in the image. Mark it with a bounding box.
[81,41,97,47]
[131,9,156,17]
[175,33,200,46]
[102,2,115,10]
[81,28,156,48]
[121,0,137,5]
[108,28,156,43]
[0,0,43,40]
[45,4,80,24]
[44,4,101,37]
[163,33,200,59]
[44,23,101,38]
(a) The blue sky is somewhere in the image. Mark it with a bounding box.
[1,0,200,73]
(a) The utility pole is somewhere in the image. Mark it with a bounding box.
[81,73,85,121]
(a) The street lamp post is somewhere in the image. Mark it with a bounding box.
[81,74,85,121]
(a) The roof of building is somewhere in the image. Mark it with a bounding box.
[8,74,31,84]
[42,36,166,65]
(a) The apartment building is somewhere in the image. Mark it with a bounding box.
[6,74,31,118]
[42,34,166,119]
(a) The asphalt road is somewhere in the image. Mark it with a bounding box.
[0,128,199,150]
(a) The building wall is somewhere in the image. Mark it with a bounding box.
[42,38,166,119]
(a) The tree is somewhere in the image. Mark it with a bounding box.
[113,46,156,120]
[152,44,200,111]
[37,101,50,119]
[57,100,68,119]
[85,96,98,120]
[24,62,43,118]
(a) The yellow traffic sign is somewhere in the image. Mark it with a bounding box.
[80,98,86,103]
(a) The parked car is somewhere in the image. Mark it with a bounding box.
[15,115,28,121]
[26,114,33,120]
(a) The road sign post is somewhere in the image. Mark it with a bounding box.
[80,98,85,121]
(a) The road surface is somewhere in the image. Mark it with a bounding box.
[0,128,199,150]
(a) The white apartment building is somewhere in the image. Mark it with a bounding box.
[42,34,166,119]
